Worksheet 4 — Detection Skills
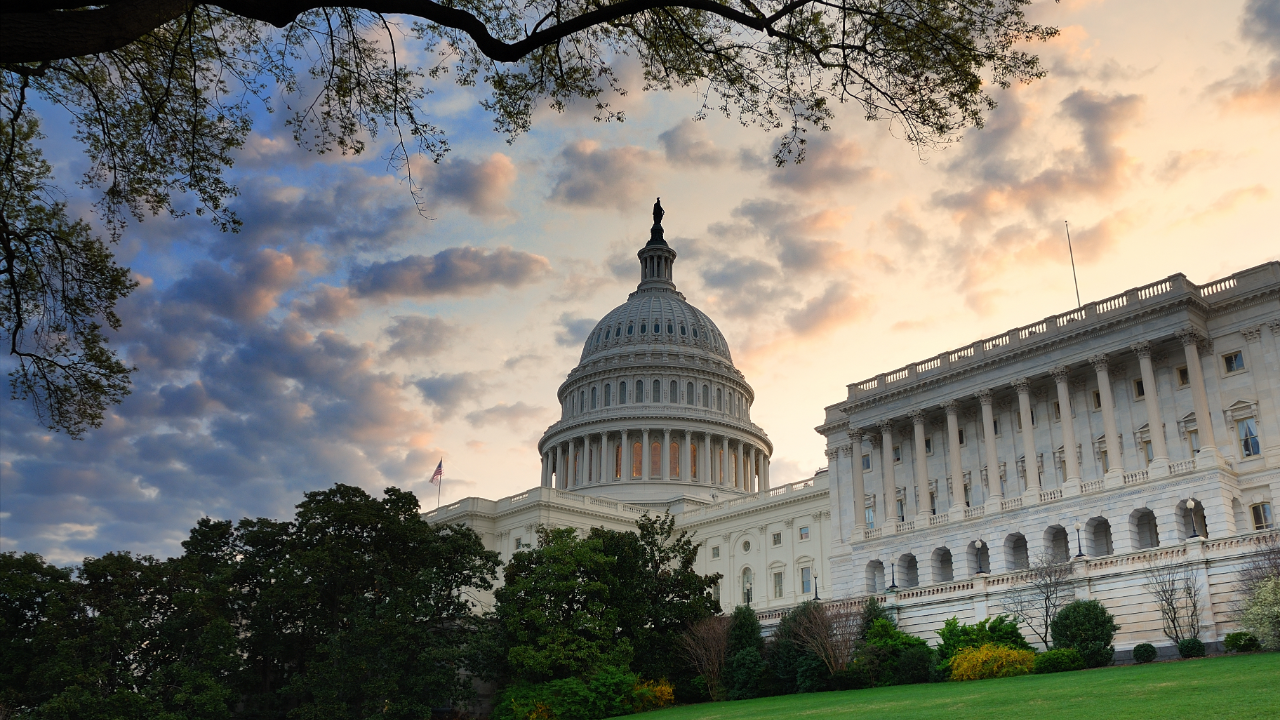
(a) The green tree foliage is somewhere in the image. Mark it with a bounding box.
[0,483,498,719]
[1241,576,1280,650]
[1032,648,1084,674]
[1049,600,1119,669]
[724,605,766,700]
[0,1,1057,433]
[935,615,1034,670]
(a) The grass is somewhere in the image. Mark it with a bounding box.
[645,653,1280,720]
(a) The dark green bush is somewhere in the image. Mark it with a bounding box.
[1033,648,1085,674]
[493,666,639,720]
[895,644,936,685]
[1224,632,1262,653]
[724,647,767,700]
[1131,643,1158,664]
[934,615,1035,680]
[1178,638,1206,658]
[1050,600,1119,668]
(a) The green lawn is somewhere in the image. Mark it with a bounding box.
[646,653,1280,720]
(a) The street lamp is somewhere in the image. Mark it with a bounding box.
[1187,498,1201,539]
[887,560,898,590]
[1074,522,1086,558]
[814,574,820,601]
[974,540,986,575]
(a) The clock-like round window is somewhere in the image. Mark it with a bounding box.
[742,540,751,553]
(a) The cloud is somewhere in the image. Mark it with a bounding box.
[1242,0,1280,53]
[1212,0,1280,111]
[383,315,458,360]
[413,152,518,217]
[784,285,868,337]
[548,140,656,210]
[465,401,547,430]
[759,136,875,192]
[292,285,360,324]
[349,246,551,300]
[1156,150,1219,183]
[658,120,729,167]
[413,373,483,419]
[169,248,319,322]
[555,314,597,347]
[1185,185,1270,224]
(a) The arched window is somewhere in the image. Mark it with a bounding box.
[702,385,709,407]
[627,323,634,336]
[693,327,699,339]
[636,380,644,403]
[632,442,642,477]
[670,442,680,477]
[651,442,661,476]
[680,324,687,336]
[591,387,597,410]
[640,322,647,334]
[615,445,622,479]
[717,388,723,410]
[691,444,698,479]
[604,384,611,407]
[687,382,695,405]
[667,322,674,334]
[615,326,622,338]
[652,380,661,402]
[670,380,678,403]
[580,390,586,413]
[619,381,628,404]
[742,567,754,605]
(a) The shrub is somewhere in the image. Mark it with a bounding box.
[631,679,675,713]
[1131,643,1158,664]
[895,644,936,685]
[935,615,1035,679]
[1033,648,1085,674]
[494,666,640,720]
[1178,638,1206,658]
[1224,631,1262,653]
[1241,576,1280,650]
[948,644,1035,681]
[1050,600,1119,668]
[724,647,767,701]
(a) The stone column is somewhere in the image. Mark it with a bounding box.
[621,429,630,480]
[762,453,771,491]
[1014,378,1040,499]
[1177,328,1220,463]
[682,429,692,481]
[827,448,844,541]
[749,446,757,492]
[850,428,867,533]
[880,422,896,523]
[721,436,729,485]
[737,441,745,490]
[1090,354,1124,485]
[912,412,930,521]
[1052,366,1082,493]
[945,400,962,512]
[872,434,891,529]
[979,390,1003,506]
[599,432,607,483]
[1132,341,1170,476]
[555,443,564,489]
[661,429,671,481]
[641,428,651,480]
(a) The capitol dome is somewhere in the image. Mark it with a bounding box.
[536,200,773,506]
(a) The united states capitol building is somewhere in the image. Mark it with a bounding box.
[428,205,1279,653]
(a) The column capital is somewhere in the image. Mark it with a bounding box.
[847,426,864,443]
[1175,326,1209,351]
[825,448,839,460]
[978,389,994,405]
[1051,365,1071,383]
[1268,319,1280,335]
[879,421,894,436]
[1088,353,1110,373]
[910,410,927,426]
[1012,377,1031,393]
[1130,340,1153,358]
[944,399,961,415]
[1241,325,1263,343]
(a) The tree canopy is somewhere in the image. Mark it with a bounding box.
[1,0,1057,435]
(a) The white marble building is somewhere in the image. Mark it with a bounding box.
[428,207,1278,653]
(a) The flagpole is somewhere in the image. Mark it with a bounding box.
[437,458,443,509]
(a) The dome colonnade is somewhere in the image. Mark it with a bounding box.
[536,201,772,504]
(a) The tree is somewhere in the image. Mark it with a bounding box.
[788,600,864,677]
[1000,551,1075,648]
[723,605,765,700]
[1048,599,1117,668]
[677,616,731,701]
[1,1,1057,434]
[1142,555,1201,645]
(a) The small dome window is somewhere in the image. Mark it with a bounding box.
[692,327,699,339]
[640,322,647,334]
[627,324,634,336]
[615,326,622,338]
[680,325,687,336]
[667,322,674,334]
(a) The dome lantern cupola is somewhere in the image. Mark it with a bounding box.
[637,198,677,293]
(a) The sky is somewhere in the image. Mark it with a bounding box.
[3,0,1279,564]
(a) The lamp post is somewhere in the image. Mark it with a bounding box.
[974,540,986,575]
[1074,522,1086,558]
[887,560,898,590]
[1187,498,1201,539]
[814,574,820,601]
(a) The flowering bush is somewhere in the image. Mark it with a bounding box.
[631,679,675,712]
[948,644,1035,681]
[1241,576,1280,650]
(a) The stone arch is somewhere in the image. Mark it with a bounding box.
[966,540,991,575]
[1177,498,1209,539]
[1131,508,1159,549]
[1005,533,1030,570]
[896,553,919,588]
[1044,524,1070,563]
[741,566,755,605]
[932,547,955,583]
[1086,516,1114,556]
[866,559,885,594]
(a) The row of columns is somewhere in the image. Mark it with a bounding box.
[833,329,1222,542]
[540,430,770,491]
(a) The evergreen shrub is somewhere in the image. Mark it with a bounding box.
[1050,600,1119,668]
[1177,638,1206,658]
[1033,648,1084,674]
[1131,643,1158,664]
[493,666,640,720]
[1224,632,1262,653]
[947,644,1035,681]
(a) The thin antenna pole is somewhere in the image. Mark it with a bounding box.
[1064,221,1082,308]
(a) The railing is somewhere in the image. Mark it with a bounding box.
[886,368,909,383]
[984,334,1011,351]
[929,513,950,526]
[1081,479,1105,494]
[1199,277,1237,296]
[964,505,985,519]
[1040,488,1064,502]
[1123,469,1149,485]
[1137,279,1172,300]
[1057,308,1086,326]
[1095,294,1128,314]
[1001,497,1023,512]
[863,527,883,540]
[1170,459,1196,474]
[949,345,975,362]
[917,358,941,373]
[1019,322,1047,339]
[857,378,878,391]
[896,520,915,533]
[895,580,975,600]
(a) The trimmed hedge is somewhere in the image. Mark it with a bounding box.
[1050,600,1118,668]
[1178,638,1206,658]
[1033,648,1085,674]
[1132,643,1158,664]
[948,644,1035,681]
[1224,631,1262,653]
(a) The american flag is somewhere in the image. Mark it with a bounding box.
[429,460,443,486]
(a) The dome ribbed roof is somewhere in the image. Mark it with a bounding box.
[579,292,732,363]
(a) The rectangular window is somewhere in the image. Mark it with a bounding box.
[799,526,810,541]
[1177,366,1190,387]
[774,571,784,598]
[801,567,812,595]
[1054,401,1062,420]
[1239,418,1261,457]
[958,427,966,445]
[1189,429,1200,454]
[713,583,720,604]
[893,445,902,463]
[897,499,905,523]
[1092,389,1103,410]
[1144,441,1154,465]
[862,454,871,471]
[929,491,937,515]
[924,437,933,454]
[1133,378,1145,398]
[1223,351,1246,373]
[992,417,1000,436]
[1252,503,1274,530]
[772,532,782,546]
[865,507,875,529]
[514,537,523,550]
[711,545,720,559]
[963,484,972,508]
[1016,411,1023,431]
[1101,449,1110,473]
